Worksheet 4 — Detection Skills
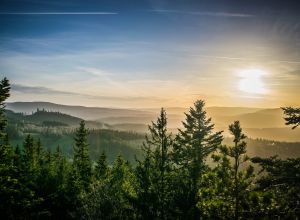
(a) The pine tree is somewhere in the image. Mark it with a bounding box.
[0,77,10,140]
[0,77,17,218]
[282,107,300,129]
[135,108,174,219]
[217,121,254,219]
[135,151,155,219]
[0,77,12,164]
[95,151,109,180]
[53,145,66,184]
[173,100,223,219]
[109,154,136,218]
[0,78,34,219]
[22,134,36,170]
[73,120,91,190]
[251,156,300,218]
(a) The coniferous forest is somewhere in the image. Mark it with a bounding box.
[1,77,300,219]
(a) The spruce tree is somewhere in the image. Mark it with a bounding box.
[219,121,254,219]
[135,108,173,220]
[0,77,15,218]
[95,151,109,180]
[0,77,11,164]
[252,156,300,218]
[0,77,10,139]
[282,107,300,129]
[0,78,34,219]
[173,100,223,219]
[73,120,91,190]
[22,134,36,170]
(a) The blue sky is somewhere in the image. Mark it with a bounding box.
[1,0,300,108]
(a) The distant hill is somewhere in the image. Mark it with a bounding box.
[223,108,285,128]
[6,102,275,128]
[26,109,82,126]
[5,109,108,130]
[4,107,300,161]
[6,101,153,120]
[6,101,299,141]
[5,109,143,163]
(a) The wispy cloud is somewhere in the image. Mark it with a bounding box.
[0,12,118,15]
[12,84,76,96]
[183,53,300,64]
[11,84,165,102]
[150,9,254,18]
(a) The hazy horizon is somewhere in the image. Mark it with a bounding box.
[6,100,269,110]
[1,0,300,108]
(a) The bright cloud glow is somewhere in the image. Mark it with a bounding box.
[238,69,268,94]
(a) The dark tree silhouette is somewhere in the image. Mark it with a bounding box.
[282,107,300,129]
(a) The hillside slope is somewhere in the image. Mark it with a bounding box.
[6,102,299,141]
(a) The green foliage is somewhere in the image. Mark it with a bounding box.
[42,120,69,127]
[80,181,130,220]
[0,77,23,219]
[1,77,300,219]
[135,108,174,219]
[251,156,300,218]
[208,121,254,219]
[173,100,223,218]
[0,78,10,139]
[28,109,82,126]
[73,120,92,190]
[94,151,109,180]
[282,107,300,129]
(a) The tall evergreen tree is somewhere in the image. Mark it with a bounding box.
[73,120,91,190]
[173,100,223,219]
[95,151,109,180]
[220,121,254,219]
[198,121,255,219]
[0,77,15,218]
[0,77,10,138]
[22,134,36,170]
[0,77,11,164]
[135,108,174,219]
[0,78,35,219]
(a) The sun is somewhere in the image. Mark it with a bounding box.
[238,69,268,94]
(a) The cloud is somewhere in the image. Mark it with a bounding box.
[150,9,254,18]
[12,84,75,96]
[0,12,117,15]
[11,84,166,102]
[78,67,110,77]
[180,53,300,64]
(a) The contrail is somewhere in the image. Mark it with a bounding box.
[150,9,254,18]
[0,12,118,15]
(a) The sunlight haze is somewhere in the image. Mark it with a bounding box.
[0,0,299,108]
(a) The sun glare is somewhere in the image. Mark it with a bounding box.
[238,69,268,94]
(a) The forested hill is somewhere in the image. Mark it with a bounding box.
[5,109,144,163]
[5,109,300,162]
[6,101,300,141]
[6,101,153,120]
[5,109,109,129]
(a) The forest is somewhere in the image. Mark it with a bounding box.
[1,77,300,219]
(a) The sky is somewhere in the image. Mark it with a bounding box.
[0,0,300,108]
